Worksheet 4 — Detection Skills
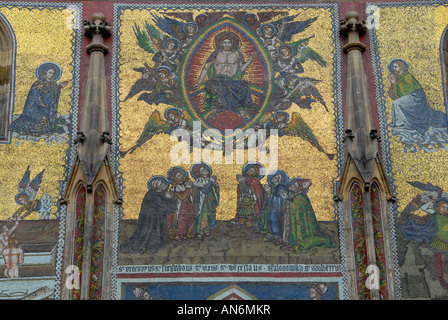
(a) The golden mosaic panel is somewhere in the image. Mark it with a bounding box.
[0,6,78,221]
[371,4,448,215]
[116,6,339,222]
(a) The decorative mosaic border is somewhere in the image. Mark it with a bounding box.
[115,269,344,300]
[0,1,83,301]
[110,2,345,300]
[367,0,448,301]
[0,11,16,145]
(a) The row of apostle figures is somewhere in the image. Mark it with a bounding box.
[120,161,334,254]
[231,162,334,252]
[120,162,219,254]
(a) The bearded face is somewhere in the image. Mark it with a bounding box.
[174,171,188,184]
[393,62,403,75]
[245,166,258,177]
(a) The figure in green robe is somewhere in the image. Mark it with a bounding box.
[387,58,448,152]
[282,178,333,252]
[191,162,219,239]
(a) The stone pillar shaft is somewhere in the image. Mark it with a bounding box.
[78,12,111,300]
[340,11,380,300]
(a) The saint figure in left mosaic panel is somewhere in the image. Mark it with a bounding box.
[0,3,81,299]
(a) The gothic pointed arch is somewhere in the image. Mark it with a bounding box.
[370,181,389,299]
[0,13,15,142]
[349,181,370,300]
[72,183,87,300]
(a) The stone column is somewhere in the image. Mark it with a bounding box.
[339,11,392,300]
[78,13,111,301]
[59,12,119,301]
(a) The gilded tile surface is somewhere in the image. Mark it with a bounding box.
[0,2,81,299]
[112,5,344,296]
[0,5,80,221]
[369,1,448,299]
[114,4,341,224]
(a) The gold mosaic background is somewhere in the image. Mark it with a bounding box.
[118,7,338,221]
[0,7,76,220]
[374,5,448,215]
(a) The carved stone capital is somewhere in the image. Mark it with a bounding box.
[84,12,111,39]
[340,11,367,37]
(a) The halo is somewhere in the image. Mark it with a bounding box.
[267,170,289,186]
[190,161,212,179]
[183,22,198,34]
[157,65,172,77]
[242,161,266,180]
[259,23,277,36]
[243,13,257,25]
[284,74,300,86]
[195,13,209,25]
[434,197,448,210]
[147,175,169,191]
[14,192,29,205]
[213,31,242,51]
[272,111,290,123]
[277,44,293,55]
[164,107,182,120]
[36,62,62,81]
[387,58,409,74]
[164,37,180,50]
[167,166,189,183]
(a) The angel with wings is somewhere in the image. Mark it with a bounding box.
[123,63,184,109]
[257,14,318,62]
[397,181,448,290]
[274,39,326,78]
[254,111,334,160]
[149,13,199,54]
[12,166,53,220]
[270,74,328,112]
[133,22,181,76]
[232,111,334,159]
[120,107,193,157]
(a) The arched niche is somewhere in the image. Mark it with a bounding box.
[0,14,15,142]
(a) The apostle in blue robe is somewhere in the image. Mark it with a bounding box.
[10,62,68,137]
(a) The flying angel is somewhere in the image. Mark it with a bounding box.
[123,65,158,102]
[397,181,447,224]
[235,111,334,160]
[282,112,334,159]
[12,166,53,220]
[270,14,318,43]
[119,108,193,157]
[133,21,181,75]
